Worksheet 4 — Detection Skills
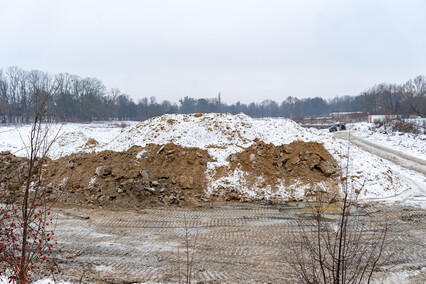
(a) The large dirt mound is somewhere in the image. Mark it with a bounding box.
[44,143,211,208]
[208,140,340,202]
[1,139,340,208]
[0,144,212,209]
[1,114,413,201]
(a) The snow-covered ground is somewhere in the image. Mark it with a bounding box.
[0,114,424,207]
[350,122,426,160]
[0,277,71,284]
[0,121,138,158]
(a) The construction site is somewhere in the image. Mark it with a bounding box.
[0,113,425,283]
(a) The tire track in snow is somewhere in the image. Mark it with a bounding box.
[52,204,425,283]
[334,131,426,205]
[334,131,426,176]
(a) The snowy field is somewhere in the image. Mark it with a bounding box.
[0,278,71,284]
[0,114,424,207]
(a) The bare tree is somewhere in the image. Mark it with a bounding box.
[399,75,426,116]
[0,84,61,283]
[284,141,392,284]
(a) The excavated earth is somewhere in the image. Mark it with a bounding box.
[0,140,339,208]
[0,143,211,208]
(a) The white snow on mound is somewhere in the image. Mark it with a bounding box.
[103,113,410,200]
[0,114,421,203]
[104,113,311,162]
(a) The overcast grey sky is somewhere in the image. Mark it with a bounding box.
[1,0,425,104]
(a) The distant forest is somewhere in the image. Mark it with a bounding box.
[0,66,424,123]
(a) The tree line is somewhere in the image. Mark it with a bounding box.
[0,66,424,123]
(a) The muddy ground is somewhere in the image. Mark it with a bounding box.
[46,202,425,284]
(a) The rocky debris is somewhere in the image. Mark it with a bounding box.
[230,154,238,162]
[40,143,212,209]
[95,166,111,177]
[0,151,29,202]
[0,144,211,209]
[140,170,149,182]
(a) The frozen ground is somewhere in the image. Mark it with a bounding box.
[0,115,424,207]
[0,277,71,284]
[4,202,423,284]
[2,203,424,284]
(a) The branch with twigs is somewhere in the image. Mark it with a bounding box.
[284,132,393,284]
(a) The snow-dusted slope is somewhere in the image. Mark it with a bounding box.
[104,113,311,162]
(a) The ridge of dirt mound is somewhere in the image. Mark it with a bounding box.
[106,113,309,163]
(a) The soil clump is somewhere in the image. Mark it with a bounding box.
[231,140,338,180]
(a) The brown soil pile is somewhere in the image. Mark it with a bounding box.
[85,138,99,148]
[43,143,211,208]
[0,144,211,209]
[1,140,340,208]
[216,140,339,200]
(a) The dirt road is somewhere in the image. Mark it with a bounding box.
[51,203,425,283]
[333,131,426,205]
[333,131,426,176]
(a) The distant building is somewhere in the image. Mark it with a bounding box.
[368,114,425,125]
[367,115,397,123]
